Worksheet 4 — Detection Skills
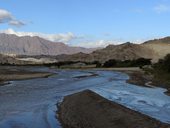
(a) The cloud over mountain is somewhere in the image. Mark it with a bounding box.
[0,28,148,48]
[0,28,76,43]
[72,40,122,48]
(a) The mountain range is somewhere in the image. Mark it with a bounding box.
[0,33,94,55]
[56,37,170,63]
[0,33,170,63]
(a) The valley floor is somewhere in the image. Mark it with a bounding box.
[0,66,170,128]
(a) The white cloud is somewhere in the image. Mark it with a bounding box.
[154,4,170,13]
[72,38,149,48]
[9,20,25,27]
[0,28,76,43]
[0,28,150,48]
[0,9,12,23]
[0,28,121,47]
[72,40,123,48]
[0,9,25,27]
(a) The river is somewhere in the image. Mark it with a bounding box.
[0,67,170,128]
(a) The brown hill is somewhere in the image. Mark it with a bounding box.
[56,37,170,63]
[89,42,155,62]
[56,42,156,62]
[142,37,170,61]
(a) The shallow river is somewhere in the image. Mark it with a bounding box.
[0,67,170,128]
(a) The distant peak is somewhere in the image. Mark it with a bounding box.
[105,44,115,49]
[124,42,131,44]
[121,42,132,45]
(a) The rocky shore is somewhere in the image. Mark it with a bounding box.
[124,70,170,95]
[58,90,170,128]
[108,67,170,96]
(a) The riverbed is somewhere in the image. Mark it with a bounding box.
[0,67,170,128]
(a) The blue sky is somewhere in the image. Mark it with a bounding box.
[0,0,170,47]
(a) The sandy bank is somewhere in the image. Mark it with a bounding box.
[58,90,170,128]
[0,68,53,85]
[0,72,52,81]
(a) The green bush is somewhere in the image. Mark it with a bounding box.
[103,59,117,67]
[102,58,151,68]
[153,54,170,73]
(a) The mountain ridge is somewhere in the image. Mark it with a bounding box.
[0,33,94,55]
[1,34,170,63]
[56,37,170,63]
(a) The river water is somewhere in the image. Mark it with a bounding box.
[0,67,170,128]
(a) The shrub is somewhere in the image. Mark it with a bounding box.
[153,54,170,73]
[103,59,117,67]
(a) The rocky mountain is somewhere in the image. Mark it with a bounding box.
[0,33,94,55]
[89,42,156,62]
[56,42,155,62]
[56,37,170,63]
[1,34,170,64]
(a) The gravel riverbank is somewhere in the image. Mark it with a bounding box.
[58,90,170,128]
[0,67,53,86]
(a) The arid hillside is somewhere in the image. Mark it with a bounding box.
[56,37,170,63]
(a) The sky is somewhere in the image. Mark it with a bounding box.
[0,0,170,48]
